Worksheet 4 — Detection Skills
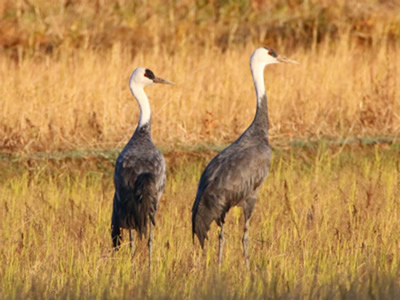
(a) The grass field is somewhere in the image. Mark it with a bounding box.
[1,40,399,154]
[1,0,400,154]
[1,0,400,299]
[1,144,400,299]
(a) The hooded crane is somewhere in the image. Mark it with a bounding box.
[111,67,173,271]
[192,47,298,267]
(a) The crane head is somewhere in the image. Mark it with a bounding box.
[130,67,175,88]
[250,47,299,68]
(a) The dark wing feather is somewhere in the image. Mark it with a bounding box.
[130,172,158,236]
[192,141,271,247]
[113,146,165,238]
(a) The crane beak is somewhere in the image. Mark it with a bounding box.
[277,55,299,64]
[153,76,175,85]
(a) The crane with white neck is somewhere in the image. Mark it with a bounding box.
[192,47,298,267]
[111,67,173,272]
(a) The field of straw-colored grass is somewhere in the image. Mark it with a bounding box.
[1,0,400,153]
[1,1,400,299]
[1,146,400,299]
[1,39,399,153]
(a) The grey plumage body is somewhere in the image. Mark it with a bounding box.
[111,67,173,271]
[192,47,298,266]
[112,123,165,243]
[192,95,271,246]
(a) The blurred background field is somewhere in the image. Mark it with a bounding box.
[1,0,400,299]
[0,0,399,153]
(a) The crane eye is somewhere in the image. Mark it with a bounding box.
[267,49,278,58]
[144,69,155,80]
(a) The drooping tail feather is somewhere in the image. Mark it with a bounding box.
[192,214,209,248]
[129,172,158,238]
[192,203,219,249]
[192,193,229,248]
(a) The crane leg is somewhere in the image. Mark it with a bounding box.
[129,229,135,258]
[241,195,257,269]
[148,222,153,274]
[242,219,250,269]
[111,196,122,250]
[111,214,121,250]
[218,223,225,267]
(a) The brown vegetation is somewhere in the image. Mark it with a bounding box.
[1,2,400,298]
[0,40,399,153]
[1,1,399,154]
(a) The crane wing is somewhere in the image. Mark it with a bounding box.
[112,149,165,236]
[192,141,271,247]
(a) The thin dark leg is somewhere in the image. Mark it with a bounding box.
[111,197,121,250]
[129,229,134,258]
[243,218,250,269]
[111,223,121,250]
[218,223,225,267]
[241,195,257,269]
[148,222,153,273]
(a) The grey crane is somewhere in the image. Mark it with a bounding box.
[192,47,298,267]
[111,67,173,271]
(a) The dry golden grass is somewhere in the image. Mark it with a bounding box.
[1,0,400,153]
[1,2,400,298]
[1,146,400,299]
[0,38,399,153]
[1,0,400,55]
